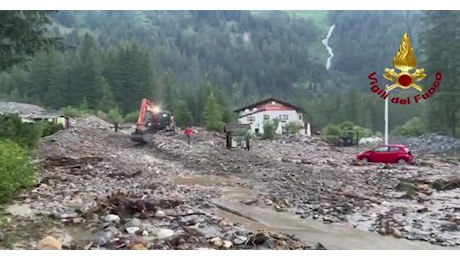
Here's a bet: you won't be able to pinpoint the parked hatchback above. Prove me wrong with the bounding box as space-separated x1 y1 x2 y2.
357 144 413 164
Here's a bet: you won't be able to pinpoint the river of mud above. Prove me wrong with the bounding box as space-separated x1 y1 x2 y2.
174 176 459 250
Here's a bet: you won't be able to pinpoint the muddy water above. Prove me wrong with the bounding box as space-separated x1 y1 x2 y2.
214 200 457 250
175 175 459 249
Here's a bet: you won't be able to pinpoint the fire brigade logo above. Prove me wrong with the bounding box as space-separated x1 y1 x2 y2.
383 33 426 92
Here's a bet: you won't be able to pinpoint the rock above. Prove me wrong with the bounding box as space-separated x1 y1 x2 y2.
155 210 165 217
37 236 62 250
211 237 223 247
124 218 141 228
126 227 140 234
156 228 174 239
104 214 120 223
131 244 147 250
222 240 233 249
391 228 402 238
234 236 247 245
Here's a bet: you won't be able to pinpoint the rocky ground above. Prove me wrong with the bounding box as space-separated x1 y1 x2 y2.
0 117 321 250
2 115 460 249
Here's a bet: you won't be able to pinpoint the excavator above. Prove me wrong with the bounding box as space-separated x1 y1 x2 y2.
130 98 176 143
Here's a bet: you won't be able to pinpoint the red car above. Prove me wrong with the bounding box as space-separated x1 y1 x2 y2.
357 144 414 164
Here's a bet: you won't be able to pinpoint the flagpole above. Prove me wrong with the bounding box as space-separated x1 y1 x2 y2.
384 85 389 145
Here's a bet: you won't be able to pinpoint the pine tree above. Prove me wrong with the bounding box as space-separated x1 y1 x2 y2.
163 70 177 114
175 100 193 127
202 92 223 132
95 74 115 112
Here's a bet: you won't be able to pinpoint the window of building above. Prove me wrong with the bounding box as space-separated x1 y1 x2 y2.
281 114 288 121
263 115 269 120
248 116 255 122
298 113 303 121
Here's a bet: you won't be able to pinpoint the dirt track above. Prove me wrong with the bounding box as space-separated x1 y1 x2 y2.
3 117 460 249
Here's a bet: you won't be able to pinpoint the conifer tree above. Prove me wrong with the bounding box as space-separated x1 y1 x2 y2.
175 100 193 127
202 92 223 132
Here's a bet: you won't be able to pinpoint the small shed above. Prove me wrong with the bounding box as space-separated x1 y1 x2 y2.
28 111 70 129
224 123 251 149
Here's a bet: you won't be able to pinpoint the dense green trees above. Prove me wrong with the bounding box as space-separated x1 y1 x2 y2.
420 11 460 136
0 10 459 135
0 11 63 72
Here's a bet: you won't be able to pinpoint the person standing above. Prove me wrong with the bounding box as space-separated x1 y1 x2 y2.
113 121 119 132
244 128 251 151
184 126 194 144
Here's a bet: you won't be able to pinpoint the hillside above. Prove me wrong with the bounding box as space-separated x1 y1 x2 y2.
0 10 450 132
251 10 331 63
252 10 328 29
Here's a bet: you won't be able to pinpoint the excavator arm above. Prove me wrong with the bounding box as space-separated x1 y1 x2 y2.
131 98 173 143
136 98 160 130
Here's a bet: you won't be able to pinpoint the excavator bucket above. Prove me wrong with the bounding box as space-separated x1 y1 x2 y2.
130 134 147 143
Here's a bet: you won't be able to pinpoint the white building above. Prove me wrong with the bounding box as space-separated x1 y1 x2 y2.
234 98 306 134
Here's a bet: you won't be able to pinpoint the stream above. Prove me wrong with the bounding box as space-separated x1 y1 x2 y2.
322 24 336 70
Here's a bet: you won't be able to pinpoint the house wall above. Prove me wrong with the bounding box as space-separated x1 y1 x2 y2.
238 110 303 134
237 100 305 134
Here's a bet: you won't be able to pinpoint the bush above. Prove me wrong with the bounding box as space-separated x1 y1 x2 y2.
41 121 65 137
286 121 303 134
323 124 341 136
391 117 425 137
0 140 36 203
124 111 140 124
106 108 123 123
353 126 373 138
0 114 42 149
61 106 83 117
263 119 278 140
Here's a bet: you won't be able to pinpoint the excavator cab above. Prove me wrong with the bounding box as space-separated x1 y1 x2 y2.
130 99 176 143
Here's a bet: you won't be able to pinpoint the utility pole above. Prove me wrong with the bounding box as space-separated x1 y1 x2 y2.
384 85 389 145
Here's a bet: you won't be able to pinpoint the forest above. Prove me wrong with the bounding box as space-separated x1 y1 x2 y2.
1 10 460 136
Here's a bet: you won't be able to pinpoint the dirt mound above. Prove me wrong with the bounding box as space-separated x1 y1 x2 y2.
0 101 45 115
39 117 127 158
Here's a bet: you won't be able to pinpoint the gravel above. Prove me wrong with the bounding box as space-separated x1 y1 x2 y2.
4 115 460 249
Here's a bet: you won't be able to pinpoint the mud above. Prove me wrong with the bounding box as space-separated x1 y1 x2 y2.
148 132 460 247
5 117 460 249
213 200 457 250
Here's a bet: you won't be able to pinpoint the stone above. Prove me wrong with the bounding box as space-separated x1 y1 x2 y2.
124 218 142 228
391 228 402 238
38 236 62 250
222 240 233 249
131 244 147 250
155 210 165 217
156 228 174 239
126 227 140 234
104 214 120 223
234 236 247 245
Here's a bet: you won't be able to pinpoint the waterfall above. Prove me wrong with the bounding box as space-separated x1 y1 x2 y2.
321 24 336 70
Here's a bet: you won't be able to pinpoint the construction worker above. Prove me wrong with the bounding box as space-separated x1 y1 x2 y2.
244 128 251 151
114 121 119 132
184 126 193 144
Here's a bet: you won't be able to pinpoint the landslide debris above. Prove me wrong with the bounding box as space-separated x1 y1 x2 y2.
146 131 460 246
3 117 320 250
